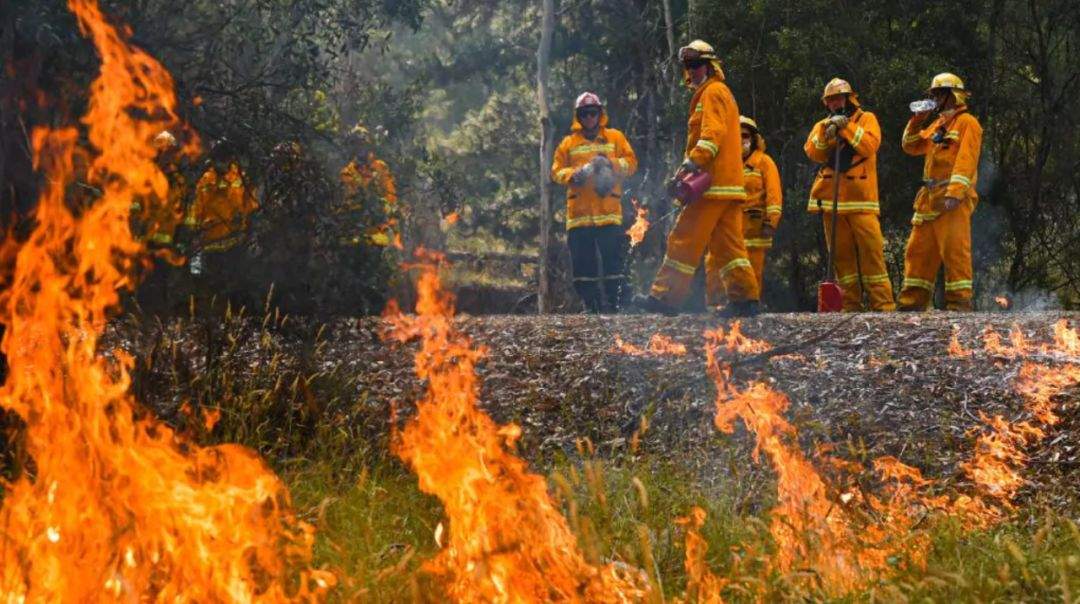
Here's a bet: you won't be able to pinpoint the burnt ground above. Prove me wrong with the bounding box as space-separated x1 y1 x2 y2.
344 311 1080 508
118 310 1080 510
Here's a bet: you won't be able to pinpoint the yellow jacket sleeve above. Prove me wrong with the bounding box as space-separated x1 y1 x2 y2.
901 115 932 156
374 161 397 206
840 112 880 158
803 120 832 164
551 136 575 185
186 170 213 226
611 130 638 178
688 85 726 167
762 154 783 228
945 115 983 199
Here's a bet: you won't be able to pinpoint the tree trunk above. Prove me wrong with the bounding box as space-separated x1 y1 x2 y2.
536 0 556 313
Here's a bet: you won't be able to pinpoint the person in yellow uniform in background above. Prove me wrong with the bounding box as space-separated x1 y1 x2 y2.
633 40 759 317
898 73 983 311
184 140 258 309
133 130 185 248
340 124 398 248
804 78 895 312
551 92 638 312
706 116 781 304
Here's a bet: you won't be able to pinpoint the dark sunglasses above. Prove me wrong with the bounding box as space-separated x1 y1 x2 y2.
577 108 601 118
683 58 707 70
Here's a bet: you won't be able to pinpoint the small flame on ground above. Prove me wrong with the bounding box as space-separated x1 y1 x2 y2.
626 199 649 248
704 321 771 355
613 333 688 356
443 211 459 225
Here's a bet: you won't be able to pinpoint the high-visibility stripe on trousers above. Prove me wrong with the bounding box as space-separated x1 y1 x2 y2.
898 202 974 311
822 213 895 311
651 200 759 307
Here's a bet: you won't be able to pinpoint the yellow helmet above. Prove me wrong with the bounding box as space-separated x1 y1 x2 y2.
739 115 758 131
678 39 725 81
739 116 765 152
821 78 854 100
928 72 969 105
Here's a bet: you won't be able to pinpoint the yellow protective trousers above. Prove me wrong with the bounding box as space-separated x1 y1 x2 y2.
706 210 769 305
822 213 895 311
651 200 758 307
898 202 973 310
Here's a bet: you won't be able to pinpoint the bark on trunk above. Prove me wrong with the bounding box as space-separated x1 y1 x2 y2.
536 0 556 313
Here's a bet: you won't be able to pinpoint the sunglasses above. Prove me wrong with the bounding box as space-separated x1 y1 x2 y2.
577 108 601 118
683 58 707 70
741 132 752 139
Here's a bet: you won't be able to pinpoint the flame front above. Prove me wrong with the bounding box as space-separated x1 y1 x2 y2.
386 256 647 601
0 1 330 599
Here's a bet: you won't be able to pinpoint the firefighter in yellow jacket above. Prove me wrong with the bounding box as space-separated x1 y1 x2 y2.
804 78 895 311
898 73 983 311
634 40 759 317
551 92 638 312
132 130 186 248
706 116 781 303
340 125 398 248
185 140 258 257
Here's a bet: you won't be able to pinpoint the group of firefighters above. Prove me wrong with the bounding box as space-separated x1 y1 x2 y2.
133 125 397 308
552 39 982 317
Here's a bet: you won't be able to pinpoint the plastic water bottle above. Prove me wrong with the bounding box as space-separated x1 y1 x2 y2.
189 252 203 275
909 99 938 113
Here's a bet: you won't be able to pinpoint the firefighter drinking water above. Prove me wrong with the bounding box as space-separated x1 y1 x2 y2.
551 92 638 312
633 40 759 317
898 73 983 311
804 78 895 312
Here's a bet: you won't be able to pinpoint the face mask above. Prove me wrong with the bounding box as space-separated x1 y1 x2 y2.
742 140 752 154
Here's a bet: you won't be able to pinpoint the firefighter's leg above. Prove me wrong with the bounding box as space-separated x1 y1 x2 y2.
940 203 974 311
898 221 942 310
823 214 862 311
650 201 728 307
568 226 602 313
735 211 768 302
703 251 727 308
704 203 758 304
596 224 629 312
849 213 896 311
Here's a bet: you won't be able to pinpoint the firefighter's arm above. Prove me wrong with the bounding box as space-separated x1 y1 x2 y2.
381 170 397 206
612 131 638 178
840 112 881 158
763 154 783 229
551 137 575 185
687 85 726 167
901 116 932 156
804 120 833 163
945 116 983 200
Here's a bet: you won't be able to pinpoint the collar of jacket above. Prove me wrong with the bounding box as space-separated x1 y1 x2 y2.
744 148 765 168
571 108 610 133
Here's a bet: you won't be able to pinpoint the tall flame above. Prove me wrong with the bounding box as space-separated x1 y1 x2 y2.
0 1 330 599
385 255 647 601
626 200 649 249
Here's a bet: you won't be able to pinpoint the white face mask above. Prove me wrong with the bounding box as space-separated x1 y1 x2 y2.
742 139 752 154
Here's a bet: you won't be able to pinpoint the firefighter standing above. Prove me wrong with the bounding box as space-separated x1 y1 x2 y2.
133 130 187 311
551 92 638 312
634 40 759 317
340 125 398 248
804 78 895 312
898 73 983 311
706 116 781 304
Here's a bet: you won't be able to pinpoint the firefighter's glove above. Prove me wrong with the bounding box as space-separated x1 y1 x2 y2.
828 115 850 131
570 163 595 186
942 196 961 211
678 158 700 176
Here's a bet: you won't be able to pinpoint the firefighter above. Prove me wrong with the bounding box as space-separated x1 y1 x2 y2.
804 78 895 312
898 73 983 311
633 40 758 317
184 139 258 304
133 130 187 311
551 92 638 313
706 116 781 304
340 124 398 248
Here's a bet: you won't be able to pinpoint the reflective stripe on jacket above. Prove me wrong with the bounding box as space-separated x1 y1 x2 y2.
901 108 983 225
743 149 782 229
187 163 258 250
685 75 745 202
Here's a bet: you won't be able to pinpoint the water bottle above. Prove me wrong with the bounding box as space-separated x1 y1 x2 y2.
189 252 203 275
909 99 938 113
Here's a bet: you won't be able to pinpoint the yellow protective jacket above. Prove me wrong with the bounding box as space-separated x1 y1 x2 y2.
186 163 258 251
686 74 745 201
804 108 882 214
901 107 983 225
551 110 637 230
743 146 782 229
340 154 398 246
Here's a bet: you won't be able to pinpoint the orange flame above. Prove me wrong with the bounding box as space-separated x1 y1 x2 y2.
613 333 688 356
948 326 972 357
626 199 649 248
444 211 460 225
0 1 331 599
385 254 647 600
704 321 771 355
995 296 1010 309
673 507 726 603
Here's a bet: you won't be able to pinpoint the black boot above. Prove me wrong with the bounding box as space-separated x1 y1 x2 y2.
628 293 679 316
574 281 603 314
713 300 760 318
